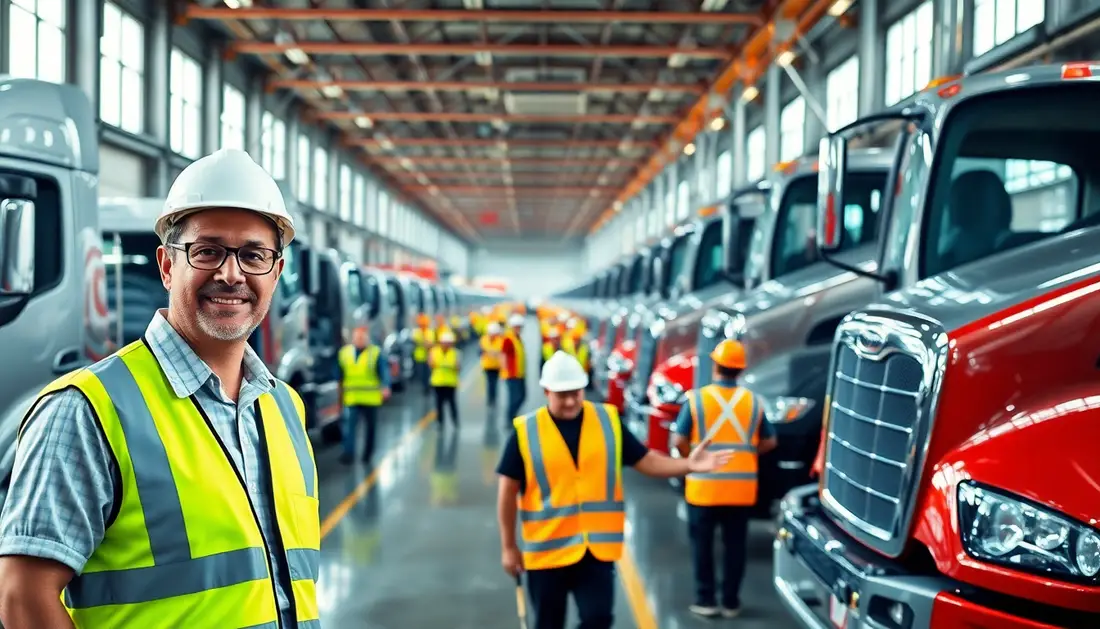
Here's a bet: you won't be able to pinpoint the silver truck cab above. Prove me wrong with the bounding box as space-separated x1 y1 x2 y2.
593 250 656 397
359 266 405 389
0 78 101 505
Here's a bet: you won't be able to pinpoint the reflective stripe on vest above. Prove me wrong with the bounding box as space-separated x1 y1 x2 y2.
502 332 526 380
429 346 459 387
514 402 624 570
34 341 320 627
339 345 382 406
684 385 761 507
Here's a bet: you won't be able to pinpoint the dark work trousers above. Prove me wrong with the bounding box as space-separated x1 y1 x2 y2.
484 368 500 407
525 551 615 629
434 385 459 426
687 505 751 609
505 377 526 426
416 360 430 389
342 405 379 462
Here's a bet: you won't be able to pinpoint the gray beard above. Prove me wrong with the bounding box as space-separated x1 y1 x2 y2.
196 310 260 341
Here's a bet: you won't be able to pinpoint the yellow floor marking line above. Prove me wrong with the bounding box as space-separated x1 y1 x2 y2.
617 542 659 629
320 363 482 539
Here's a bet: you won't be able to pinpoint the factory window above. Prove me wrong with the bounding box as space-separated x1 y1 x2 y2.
260 112 286 180
973 0 1044 57
677 180 690 220
884 1 934 106
220 85 246 151
169 50 203 159
378 191 390 235
715 150 732 199
746 126 766 182
8 0 66 84
313 147 328 210
353 173 365 225
296 134 311 202
826 56 860 132
665 186 677 226
635 212 645 245
365 180 377 230
99 3 144 134
780 97 806 161
339 164 352 222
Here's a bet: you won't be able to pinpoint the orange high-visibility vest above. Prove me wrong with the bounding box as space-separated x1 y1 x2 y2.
480 334 503 371
684 384 762 507
501 331 526 380
513 402 625 570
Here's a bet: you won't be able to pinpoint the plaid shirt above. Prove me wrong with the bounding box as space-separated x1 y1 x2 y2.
0 311 298 626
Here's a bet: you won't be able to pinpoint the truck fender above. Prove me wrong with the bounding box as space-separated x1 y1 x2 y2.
275 345 313 386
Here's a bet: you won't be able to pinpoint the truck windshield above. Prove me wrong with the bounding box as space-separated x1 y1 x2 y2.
103 233 166 344
692 220 724 290
771 172 886 279
363 274 382 319
627 256 644 294
921 85 1096 277
278 242 304 303
665 235 689 292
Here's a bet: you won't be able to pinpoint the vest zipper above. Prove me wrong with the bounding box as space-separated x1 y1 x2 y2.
191 396 287 629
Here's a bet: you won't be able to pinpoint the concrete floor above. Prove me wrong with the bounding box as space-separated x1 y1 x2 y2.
314 324 797 628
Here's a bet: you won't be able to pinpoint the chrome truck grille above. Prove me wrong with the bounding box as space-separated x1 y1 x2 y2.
821 311 948 558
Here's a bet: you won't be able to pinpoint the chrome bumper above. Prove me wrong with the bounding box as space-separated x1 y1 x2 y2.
774 485 941 629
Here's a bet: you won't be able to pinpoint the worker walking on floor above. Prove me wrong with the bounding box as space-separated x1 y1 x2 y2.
672 339 777 619
480 321 505 418
412 313 436 391
496 351 733 629
500 313 527 428
0 148 319 628
338 324 391 465
430 329 461 427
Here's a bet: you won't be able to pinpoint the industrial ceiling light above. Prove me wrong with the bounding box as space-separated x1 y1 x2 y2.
223 0 252 7
274 32 309 66
741 85 759 102
399 157 414 169
613 201 623 211
355 116 373 129
828 0 854 16
776 50 797 67
683 142 696 156
710 117 726 131
475 51 493 67
321 84 344 98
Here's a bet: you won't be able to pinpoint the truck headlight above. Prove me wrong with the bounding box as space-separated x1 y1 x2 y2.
958 481 1100 580
761 396 816 423
607 355 633 374
653 380 686 405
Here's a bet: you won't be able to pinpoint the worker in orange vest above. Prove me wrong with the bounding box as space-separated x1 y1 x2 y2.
671 339 777 619
496 351 733 629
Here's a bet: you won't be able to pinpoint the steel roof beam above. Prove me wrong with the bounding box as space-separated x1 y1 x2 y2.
313 111 678 123
184 7 761 26
230 41 732 60
268 78 706 94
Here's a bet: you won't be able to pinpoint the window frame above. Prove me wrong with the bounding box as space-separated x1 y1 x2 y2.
780 97 806 162
746 126 767 182
169 49 203 159
99 2 145 134
884 1 934 106
7 0 67 84
220 84 246 151
826 55 860 132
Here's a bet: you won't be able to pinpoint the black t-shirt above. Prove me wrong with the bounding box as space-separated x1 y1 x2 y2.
495 406 650 494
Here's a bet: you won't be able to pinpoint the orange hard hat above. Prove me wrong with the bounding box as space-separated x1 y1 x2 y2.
417 313 430 326
710 339 746 370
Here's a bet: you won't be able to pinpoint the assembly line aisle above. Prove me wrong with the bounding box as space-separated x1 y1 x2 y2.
312 324 790 628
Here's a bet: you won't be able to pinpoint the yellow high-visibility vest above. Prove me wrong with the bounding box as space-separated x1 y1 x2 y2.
338 344 383 407
480 335 503 371
412 327 435 362
27 341 319 628
562 335 590 371
542 341 561 361
513 402 624 570
502 331 526 380
684 385 762 506
429 346 459 387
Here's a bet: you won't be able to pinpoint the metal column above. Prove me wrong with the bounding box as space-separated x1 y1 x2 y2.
764 64 781 167
731 93 747 187
202 45 223 156
858 0 885 116
70 0 99 110
286 110 300 193
245 76 264 161
147 0 171 195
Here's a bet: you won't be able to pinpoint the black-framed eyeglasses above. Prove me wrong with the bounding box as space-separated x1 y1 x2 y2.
167 242 282 275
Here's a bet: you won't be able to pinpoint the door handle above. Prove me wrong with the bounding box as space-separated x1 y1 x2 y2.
53 347 87 375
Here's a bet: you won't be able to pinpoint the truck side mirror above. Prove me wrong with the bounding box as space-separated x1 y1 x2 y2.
816 135 847 254
0 174 38 297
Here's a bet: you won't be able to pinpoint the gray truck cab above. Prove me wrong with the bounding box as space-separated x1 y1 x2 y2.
593 250 653 398
0 79 101 505
379 271 415 390
360 267 408 389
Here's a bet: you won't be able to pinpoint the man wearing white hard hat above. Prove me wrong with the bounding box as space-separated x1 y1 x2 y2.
479 321 505 415
499 313 528 426
0 149 319 628
429 329 461 427
495 351 732 629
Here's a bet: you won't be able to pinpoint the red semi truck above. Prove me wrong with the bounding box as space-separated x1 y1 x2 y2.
774 63 1100 628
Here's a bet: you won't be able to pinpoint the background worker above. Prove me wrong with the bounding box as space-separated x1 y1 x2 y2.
0 148 319 628
481 321 505 418
671 339 777 619
496 352 732 629
500 313 528 428
560 318 590 389
338 324 391 465
429 330 461 427
412 313 435 390
540 327 562 371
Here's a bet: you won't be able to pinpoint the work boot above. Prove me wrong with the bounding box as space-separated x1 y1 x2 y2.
689 604 720 618
721 607 741 618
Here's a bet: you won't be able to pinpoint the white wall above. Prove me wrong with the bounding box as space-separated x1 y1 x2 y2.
469 238 585 300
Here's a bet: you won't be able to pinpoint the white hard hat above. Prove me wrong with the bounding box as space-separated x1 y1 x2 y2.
539 351 589 392
547 328 560 338
156 148 296 246
486 322 502 335
566 318 579 329
508 313 525 327
439 330 456 343
556 312 570 321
